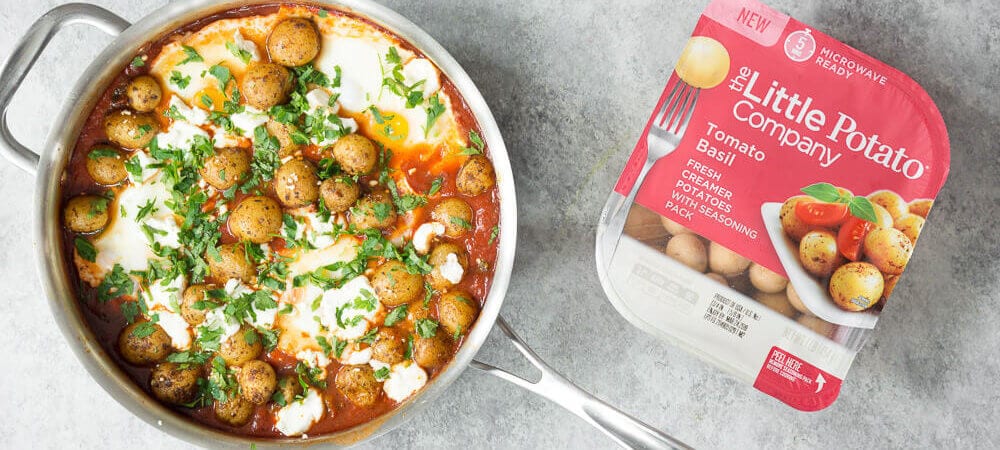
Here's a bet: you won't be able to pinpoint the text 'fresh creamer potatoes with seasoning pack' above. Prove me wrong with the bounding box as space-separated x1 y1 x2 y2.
595 0 949 410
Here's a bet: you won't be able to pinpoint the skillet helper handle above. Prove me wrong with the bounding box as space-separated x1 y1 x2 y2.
472 317 692 450
0 4 130 175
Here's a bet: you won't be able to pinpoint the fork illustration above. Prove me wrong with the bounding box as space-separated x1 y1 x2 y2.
602 79 700 259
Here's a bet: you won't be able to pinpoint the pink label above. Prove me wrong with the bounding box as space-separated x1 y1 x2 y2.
754 346 842 411
704 0 789 47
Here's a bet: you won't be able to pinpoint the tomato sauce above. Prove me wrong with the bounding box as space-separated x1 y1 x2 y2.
58 3 500 438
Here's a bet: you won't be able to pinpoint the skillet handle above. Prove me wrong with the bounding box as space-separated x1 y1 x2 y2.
0 3 130 175
471 317 692 450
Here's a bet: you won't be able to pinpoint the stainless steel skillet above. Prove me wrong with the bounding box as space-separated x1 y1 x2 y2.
0 1 688 447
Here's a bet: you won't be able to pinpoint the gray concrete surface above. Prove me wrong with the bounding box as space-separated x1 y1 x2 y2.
1 0 998 448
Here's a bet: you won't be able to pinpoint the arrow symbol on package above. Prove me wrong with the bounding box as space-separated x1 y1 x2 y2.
815 373 826 393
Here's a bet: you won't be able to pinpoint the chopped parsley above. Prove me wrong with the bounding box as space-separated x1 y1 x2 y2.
169 70 191 89
450 216 473 230
489 225 500 245
459 129 485 155
74 237 97 262
135 199 158 222
383 304 408 327
131 314 160 338
373 366 391 381
427 177 443 196
179 45 204 65
208 64 232 91
225 41 252 64
97 264 134 302
424 94 445 137
130 56 145 68
415 318 438 338
88 148 119 160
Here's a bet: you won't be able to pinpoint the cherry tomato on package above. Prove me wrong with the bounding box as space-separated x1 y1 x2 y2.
794 201 849 227
837 216 874 261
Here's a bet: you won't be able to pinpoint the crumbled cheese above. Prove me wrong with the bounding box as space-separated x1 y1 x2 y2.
200 307 241 343
275 388 325 436
343 347 371 365
413 222 445 254
231 106 268 138
382 361 428 402
232 31 261 63
167 96 208 125
315 276 382 340
440 253 465 284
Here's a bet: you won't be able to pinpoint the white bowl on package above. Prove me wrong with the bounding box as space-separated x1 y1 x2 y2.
760 203 878 329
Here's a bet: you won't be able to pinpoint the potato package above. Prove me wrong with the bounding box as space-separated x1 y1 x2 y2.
595 0 949 410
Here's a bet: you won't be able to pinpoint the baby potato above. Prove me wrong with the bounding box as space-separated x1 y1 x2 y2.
118 320 172 365
266 119 301 156
229 195 283 244
274 376 303 406
437 291 478 337
214 395 255 427
335 365 381 407
350 189 397 230
427 242 468 290
320 177 360 213
863 227 913 275
894 214 925 244
797 315 835 337
432 198 474 238
868 190 907 220
242 62 292 110
238 360 277 405
780 195 815 241
829 262 884 311
103 110 159 149
664 234 707 272
908 199 933 218
659 216 693 236
413 333 451 369
749 263 788 294
371 328 405 364
798 231 843 278
786 284 812 316
407 301 432 323
333 133 378 176
200 147 251 190
63 195 111 234
150 362 201 405
273 159 320 208
219 326 263 366
754 291 795 318
708 242 750 276
267 18 321 67
125 75 163 112
86 146 128 185
623 205 668 242
456 154 496 196
180 284 214 325
870 204 894 228
207 243 255 284
371 260 425 307
705 272 728 286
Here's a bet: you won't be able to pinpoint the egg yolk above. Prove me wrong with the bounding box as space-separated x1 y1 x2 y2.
364 109 410 147
193 86 231 112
